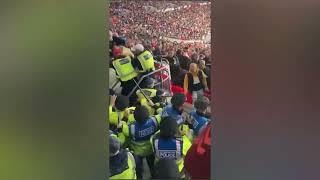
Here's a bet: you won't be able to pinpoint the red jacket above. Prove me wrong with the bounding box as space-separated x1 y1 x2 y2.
184 121 212 179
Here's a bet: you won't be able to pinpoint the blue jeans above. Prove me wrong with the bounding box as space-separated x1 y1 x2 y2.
134 154 155 179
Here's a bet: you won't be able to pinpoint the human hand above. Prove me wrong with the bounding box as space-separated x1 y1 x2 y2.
123 109 130 118
110 95 117 107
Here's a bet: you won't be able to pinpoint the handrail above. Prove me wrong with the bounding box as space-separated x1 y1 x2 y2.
128 60 171 97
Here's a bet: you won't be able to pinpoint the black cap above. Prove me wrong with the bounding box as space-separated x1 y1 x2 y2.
134 105 150 124
115 95 129 111
160 116 178 138
171 93 186 107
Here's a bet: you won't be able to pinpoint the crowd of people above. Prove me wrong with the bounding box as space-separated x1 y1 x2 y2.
108 1 212 179
110 1 211 41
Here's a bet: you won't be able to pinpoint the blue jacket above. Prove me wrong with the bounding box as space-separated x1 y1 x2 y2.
190 111 209 136
161 105 184 125
129 117 158 142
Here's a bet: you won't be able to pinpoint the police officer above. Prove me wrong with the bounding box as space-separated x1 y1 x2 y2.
131 44 156 90
120 105 161 179
132 44 155 74
109 95 135 147
161 93 186 125
109 135 137 179
136 78 167 116
161 92 192 139
109 95 135 128
189 96 211 137
150 116 191 178
112 46 138 97
153 158 180 179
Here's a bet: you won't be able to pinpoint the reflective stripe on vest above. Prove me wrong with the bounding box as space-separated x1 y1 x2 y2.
137 50 155 72
112 56 137 81
154 138 182 160
136 89 157 100
129 118 157 142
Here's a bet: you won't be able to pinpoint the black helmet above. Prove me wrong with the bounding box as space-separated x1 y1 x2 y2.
134 105 150 124
115 95 129 111
160 116 178 138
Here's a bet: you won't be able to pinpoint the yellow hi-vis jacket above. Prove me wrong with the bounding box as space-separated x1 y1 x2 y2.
110 151 137 179
109 106 136 126
136 89 163 115
136 50 155 73
112 56 138 82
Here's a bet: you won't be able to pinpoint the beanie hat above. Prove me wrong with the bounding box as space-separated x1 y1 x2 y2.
109 136 120 157
160 116 178 138
115 95 129 111
194 96 210 112
134 105 150 124
171 93 186 107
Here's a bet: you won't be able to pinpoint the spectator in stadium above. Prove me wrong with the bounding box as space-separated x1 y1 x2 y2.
151 116 192 178
191 53 200 64
184 120 212 180
153 159 180 179
176 49 191 71
166 49 180 68
184 63 209 101
198 59 211 89
120 105 161 179
109 135 137 179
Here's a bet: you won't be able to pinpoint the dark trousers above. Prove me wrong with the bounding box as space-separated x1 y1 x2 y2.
121 79 138 106
121 79 136 96
134 154 155 179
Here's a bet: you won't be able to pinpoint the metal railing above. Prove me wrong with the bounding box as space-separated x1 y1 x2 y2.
128 58 172 97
